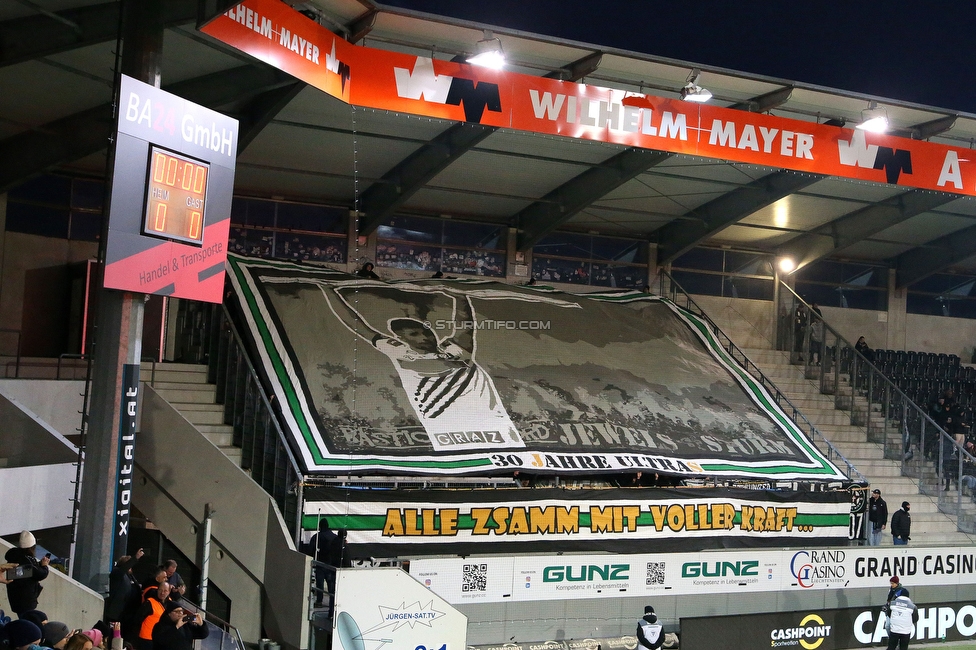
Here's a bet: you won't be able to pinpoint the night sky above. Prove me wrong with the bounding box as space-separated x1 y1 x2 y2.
379 0 976 115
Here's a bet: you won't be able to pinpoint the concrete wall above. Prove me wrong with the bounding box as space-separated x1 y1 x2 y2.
0 464 75 535
0 379 86 438
688 294 976 360
0 231 97 357
0 538 103 629
136 386 310 649
0 385 78 468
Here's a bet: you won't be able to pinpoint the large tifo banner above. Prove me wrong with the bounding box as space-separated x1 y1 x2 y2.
682 600 976 650
227 254 847 480
204 0 976 198
408 546 976 604
304 487 851 554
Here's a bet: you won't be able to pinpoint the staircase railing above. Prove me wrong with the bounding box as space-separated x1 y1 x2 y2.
177 301 305 540
657 270 866 485
775 280 976 533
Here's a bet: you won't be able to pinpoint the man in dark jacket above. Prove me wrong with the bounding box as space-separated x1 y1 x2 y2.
891 502 911 545
636 605 664 650
308 518 341 609
105 548 145 640
867 489 888 546
151 601 208 650
3 530 50 615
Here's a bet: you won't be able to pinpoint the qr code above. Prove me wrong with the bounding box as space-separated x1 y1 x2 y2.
646 562 665 585
462 563 488 592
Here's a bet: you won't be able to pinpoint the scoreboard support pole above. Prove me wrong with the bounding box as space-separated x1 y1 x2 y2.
72 0 158 592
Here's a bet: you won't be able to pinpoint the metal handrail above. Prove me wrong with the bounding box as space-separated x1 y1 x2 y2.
657 269 866 484
211 303 305 538
777 281 976 529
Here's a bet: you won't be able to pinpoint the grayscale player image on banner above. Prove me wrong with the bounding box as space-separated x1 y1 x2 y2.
226 254 845 480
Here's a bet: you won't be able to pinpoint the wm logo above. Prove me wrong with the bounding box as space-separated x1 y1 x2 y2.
837 130 912 183
394 57 502 123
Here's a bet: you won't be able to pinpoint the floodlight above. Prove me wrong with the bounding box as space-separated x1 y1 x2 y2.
467 30 505 69
778 257 796 274
856 101 889 133
680 68 712 103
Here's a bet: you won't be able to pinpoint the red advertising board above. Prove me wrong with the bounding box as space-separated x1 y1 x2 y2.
103 75 238 303
203 0 976 197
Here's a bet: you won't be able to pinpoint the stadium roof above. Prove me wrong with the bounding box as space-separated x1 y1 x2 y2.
5 0 976 286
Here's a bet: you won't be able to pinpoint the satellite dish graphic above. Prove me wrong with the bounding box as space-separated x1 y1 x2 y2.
337 611 392 650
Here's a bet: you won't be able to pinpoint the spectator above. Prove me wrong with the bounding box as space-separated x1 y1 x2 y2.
150 602 208 650
941 434 959 492
105 549 144 640
83 629 103 650
64 632 94 650
308 518 341 610
356 262 379 279
134 581 170 650
809 316 823 365
867 489 888 546
3 531 50 616
42 622 72 649
140 567 167 604
891 502 911 545
885 576 910 609
793 303 807 356
19 610 47 628
960 442 976 500
854 336 874 363
161 561 181 589
4 619 43 650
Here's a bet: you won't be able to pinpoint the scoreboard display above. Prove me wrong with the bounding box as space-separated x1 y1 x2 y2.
143 147 210 246
103 75 237 303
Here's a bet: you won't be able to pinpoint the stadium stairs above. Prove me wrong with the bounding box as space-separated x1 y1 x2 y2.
702 302 976 546
142 362 242 464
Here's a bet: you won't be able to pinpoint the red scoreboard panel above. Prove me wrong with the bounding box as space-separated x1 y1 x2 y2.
103 75 238 303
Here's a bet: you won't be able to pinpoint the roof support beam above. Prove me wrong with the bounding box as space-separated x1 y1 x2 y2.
514 148 673 251
0 65 291 193
545 51 603 82
0 0 197 68
895 222 976 288
233 81 306 154
910 115 957 140
777 189 957 270
347 9 377 43
728 85 793 112
357 123 498 235
655 170 823 264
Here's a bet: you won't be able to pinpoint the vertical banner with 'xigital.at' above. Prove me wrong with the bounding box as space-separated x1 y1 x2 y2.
112 363 139 561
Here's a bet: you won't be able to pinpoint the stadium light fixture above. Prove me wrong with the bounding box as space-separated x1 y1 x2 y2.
467 30 505 69
778 257 796 274
856 101 889 133
680 68 712 103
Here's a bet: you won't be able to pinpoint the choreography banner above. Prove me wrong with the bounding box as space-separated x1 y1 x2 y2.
204 0 976 197
303 487 850 555
406 544 976 604
227 255 847 479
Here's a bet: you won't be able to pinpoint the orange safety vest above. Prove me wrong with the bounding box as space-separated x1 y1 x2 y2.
139 599 165 640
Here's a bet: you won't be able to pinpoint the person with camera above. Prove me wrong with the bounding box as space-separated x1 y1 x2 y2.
3 530 50 616
150 602 208 650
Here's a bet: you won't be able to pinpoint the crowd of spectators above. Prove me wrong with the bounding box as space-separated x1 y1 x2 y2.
374 244 505 277
1 534 206 650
